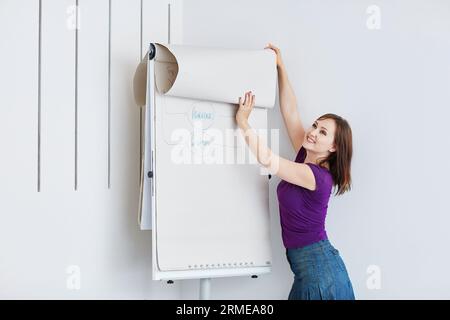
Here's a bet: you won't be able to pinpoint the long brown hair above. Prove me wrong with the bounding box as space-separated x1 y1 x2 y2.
316 113 353 196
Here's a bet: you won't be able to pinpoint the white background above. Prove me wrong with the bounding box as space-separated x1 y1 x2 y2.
1 0 450 299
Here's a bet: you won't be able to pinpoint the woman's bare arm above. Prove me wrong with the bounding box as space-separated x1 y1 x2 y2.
278 63 305 153
265 43 305 153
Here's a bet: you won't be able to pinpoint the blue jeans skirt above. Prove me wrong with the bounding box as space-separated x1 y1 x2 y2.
286 239 355 300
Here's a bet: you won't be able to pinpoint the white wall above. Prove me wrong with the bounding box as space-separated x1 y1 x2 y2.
0 0 182 299
180 0 450 299
2 0 450 300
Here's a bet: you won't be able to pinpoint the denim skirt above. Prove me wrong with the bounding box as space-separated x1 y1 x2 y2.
286 239 355 300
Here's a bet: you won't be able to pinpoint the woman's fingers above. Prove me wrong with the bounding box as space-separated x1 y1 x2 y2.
265 43 282 67
265 43 279 52
238 91 255 109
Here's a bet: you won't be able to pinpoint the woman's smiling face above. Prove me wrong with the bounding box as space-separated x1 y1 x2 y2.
303 118 337 154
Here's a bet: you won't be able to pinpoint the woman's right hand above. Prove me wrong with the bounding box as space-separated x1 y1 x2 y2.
264 43 284 69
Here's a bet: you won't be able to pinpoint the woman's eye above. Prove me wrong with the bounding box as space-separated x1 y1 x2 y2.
321 130 327 135
312 123 317 128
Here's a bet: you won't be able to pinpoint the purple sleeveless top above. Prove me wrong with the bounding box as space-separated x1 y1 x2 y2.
276 146 334 249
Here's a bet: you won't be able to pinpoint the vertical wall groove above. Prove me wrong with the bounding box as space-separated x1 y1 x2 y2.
37 0 42 192
140 0 143 59
107 0 112 189
168 3 171 44
139 0 143 181
75 0 79 190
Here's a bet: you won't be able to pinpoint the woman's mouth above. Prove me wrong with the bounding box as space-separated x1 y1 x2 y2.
307 136 315 143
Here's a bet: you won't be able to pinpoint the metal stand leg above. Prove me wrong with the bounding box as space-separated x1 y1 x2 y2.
199 278 211 300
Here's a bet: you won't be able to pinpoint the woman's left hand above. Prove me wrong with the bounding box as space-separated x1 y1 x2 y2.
236 91 255 127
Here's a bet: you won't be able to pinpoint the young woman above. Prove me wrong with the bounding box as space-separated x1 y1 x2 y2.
235 43 355 300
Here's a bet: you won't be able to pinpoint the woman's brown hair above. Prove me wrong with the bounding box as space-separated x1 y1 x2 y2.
316 113 353 196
